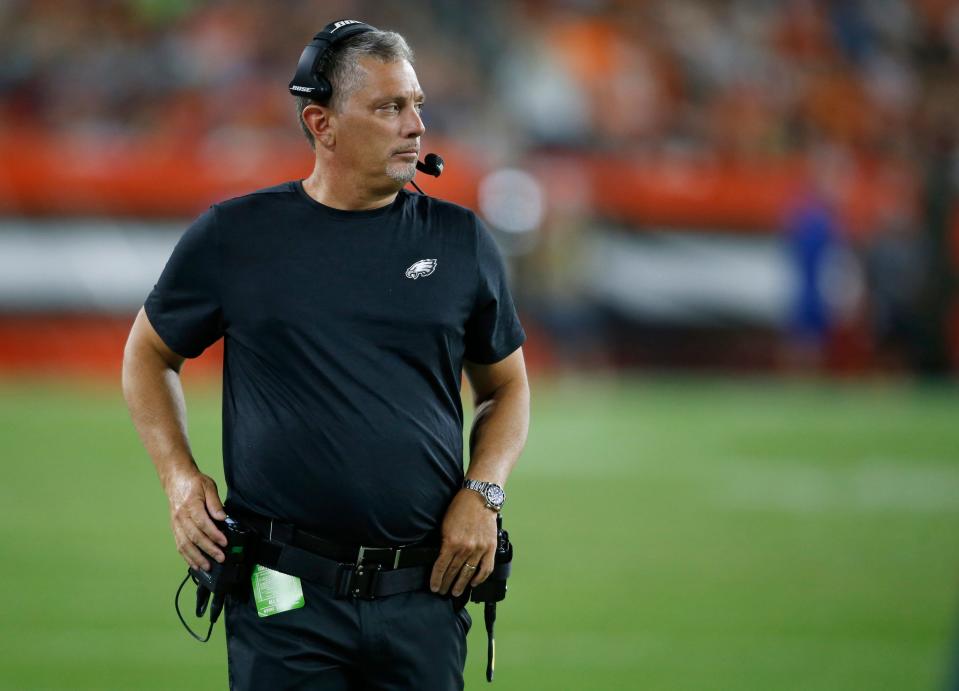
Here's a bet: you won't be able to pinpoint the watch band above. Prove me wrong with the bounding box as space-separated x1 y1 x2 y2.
462 479 505 511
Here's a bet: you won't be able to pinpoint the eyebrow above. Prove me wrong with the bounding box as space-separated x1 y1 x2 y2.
376 92 426 104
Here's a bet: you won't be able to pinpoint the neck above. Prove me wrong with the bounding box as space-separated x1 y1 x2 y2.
301 158 402 211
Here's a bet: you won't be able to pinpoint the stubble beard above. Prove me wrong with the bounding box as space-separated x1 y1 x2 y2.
386 161 417 185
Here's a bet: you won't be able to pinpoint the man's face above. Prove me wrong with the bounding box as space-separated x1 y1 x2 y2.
332 57 426 189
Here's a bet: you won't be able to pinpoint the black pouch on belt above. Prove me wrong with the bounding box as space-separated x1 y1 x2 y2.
469 514 514 683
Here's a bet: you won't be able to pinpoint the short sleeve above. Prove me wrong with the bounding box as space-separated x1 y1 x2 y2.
463 216 526 364
144 206 224 358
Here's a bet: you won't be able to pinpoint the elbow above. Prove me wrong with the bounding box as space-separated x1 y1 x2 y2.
121 323 182 398
120 331 146 402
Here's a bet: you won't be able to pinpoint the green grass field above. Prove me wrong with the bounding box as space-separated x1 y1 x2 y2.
2 374 958 690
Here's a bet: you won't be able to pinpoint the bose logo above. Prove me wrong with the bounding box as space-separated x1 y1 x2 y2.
331 20 362 32
290 85 315 93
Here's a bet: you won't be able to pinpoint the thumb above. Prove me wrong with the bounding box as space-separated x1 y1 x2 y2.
204 480 226 520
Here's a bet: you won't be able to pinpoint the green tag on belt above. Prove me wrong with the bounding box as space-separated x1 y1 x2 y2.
251 564 305 618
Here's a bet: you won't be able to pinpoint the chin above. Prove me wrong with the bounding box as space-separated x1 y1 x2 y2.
385 162 417 185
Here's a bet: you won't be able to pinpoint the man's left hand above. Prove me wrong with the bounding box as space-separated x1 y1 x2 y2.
430 488 498 597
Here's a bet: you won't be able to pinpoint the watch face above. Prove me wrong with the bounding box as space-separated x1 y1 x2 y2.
485 484 505 507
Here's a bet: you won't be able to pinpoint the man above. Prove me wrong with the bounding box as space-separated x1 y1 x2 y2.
122 21 529 691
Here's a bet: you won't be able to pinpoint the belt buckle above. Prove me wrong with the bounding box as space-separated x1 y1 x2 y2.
341 561 381 600
357 545 403 569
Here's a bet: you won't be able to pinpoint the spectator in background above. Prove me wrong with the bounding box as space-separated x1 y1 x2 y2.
781 144 848 370
865 203 926 371
915 106 958 376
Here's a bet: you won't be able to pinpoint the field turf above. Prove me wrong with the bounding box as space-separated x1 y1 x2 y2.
1 374 958 690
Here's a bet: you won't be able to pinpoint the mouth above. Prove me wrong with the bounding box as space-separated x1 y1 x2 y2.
391 149 419 159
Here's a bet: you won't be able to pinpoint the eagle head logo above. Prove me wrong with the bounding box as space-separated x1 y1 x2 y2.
405 259 438 280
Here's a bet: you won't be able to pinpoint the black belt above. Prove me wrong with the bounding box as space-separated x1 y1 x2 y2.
232 509 440 600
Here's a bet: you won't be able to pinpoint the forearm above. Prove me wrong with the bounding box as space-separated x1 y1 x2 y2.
431 374 528 595
121 339 197 491
466 378 529 487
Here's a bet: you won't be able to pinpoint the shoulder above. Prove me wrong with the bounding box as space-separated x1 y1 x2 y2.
213 181 298 218
403 191 479 231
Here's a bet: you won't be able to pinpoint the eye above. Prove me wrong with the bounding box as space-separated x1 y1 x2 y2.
414 102 425 113
379 103 400 114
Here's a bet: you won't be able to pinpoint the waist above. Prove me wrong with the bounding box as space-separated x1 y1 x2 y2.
228 506 441 570
223 459 461 545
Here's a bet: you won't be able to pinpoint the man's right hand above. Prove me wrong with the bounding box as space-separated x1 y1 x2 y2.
164 468 228 572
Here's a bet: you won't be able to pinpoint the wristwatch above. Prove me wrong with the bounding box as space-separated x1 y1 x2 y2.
463 479 506 512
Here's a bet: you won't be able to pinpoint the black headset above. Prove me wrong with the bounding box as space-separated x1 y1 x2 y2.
288 19 377 103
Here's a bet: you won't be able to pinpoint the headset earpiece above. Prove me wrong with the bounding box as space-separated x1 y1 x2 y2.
288 20 376 102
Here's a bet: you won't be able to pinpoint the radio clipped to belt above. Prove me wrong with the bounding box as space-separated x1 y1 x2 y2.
468 513 514 683
175 517 253 642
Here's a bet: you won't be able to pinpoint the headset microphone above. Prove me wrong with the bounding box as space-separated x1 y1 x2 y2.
411 153 444 195
416 153 444 177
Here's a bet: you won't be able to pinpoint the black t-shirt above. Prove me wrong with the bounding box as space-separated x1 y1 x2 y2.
145 182 525 546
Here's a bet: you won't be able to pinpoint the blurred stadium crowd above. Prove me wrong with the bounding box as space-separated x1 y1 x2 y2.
1 0 957 376
3 0 956 155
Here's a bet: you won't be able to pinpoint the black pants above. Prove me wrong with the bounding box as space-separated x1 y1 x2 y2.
225 578 471 690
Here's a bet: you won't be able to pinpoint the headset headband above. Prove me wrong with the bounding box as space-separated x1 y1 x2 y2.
288 19 377 102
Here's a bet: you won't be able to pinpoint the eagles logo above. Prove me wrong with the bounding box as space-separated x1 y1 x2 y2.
405 259 438 280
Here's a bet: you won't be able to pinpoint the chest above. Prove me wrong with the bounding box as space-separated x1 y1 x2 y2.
223 221 476 336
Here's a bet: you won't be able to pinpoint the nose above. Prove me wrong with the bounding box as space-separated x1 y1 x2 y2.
402 104 425 138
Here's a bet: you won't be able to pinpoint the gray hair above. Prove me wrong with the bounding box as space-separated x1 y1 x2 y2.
295 29 414 148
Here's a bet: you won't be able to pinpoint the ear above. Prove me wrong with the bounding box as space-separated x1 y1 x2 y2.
302 103 335 149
